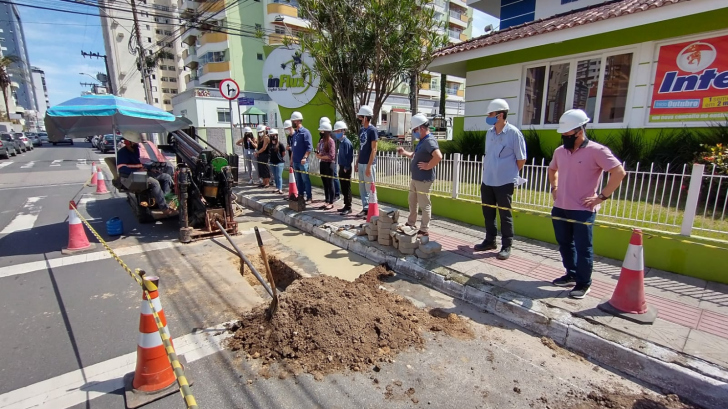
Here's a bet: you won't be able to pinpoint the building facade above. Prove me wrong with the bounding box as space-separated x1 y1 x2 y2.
0 2 36 114
30 67 49 119
430 0 728 147
98 0 186 110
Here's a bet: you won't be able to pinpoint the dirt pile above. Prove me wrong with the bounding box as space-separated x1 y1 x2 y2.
564 390 702 409
226 265 473 377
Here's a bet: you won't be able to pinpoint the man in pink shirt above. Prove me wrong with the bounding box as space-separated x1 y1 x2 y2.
548 109 626 299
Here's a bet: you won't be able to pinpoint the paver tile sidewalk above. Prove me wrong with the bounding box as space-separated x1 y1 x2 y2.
235 183 728 369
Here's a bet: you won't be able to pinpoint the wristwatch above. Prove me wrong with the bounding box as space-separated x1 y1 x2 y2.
598 193 610 200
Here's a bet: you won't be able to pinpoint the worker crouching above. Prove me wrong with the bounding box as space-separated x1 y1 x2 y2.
117 131 174 216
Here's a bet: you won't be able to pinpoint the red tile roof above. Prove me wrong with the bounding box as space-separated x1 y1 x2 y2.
433 0 687 58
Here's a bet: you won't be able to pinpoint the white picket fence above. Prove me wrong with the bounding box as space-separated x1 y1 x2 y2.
289 152 728 239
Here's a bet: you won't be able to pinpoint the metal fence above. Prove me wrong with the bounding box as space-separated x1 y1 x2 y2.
288 152 727 239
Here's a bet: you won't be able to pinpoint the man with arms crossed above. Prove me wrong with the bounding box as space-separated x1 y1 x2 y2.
549 109 626 299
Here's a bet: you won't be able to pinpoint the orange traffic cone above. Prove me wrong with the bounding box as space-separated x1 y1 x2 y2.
89 162 98 186
95 168 109 194
366 182 379 222
62 201 95 254
598 229 657 324
124 274 186 408
288 166 298 201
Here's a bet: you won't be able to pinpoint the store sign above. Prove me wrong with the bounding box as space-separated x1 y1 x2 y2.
262 47 319 108
650 34 728 123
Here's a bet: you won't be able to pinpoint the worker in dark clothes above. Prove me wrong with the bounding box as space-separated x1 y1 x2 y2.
117 131 174 215
333 120 353 215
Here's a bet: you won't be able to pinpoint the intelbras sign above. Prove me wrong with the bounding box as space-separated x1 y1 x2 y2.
262 47 320 108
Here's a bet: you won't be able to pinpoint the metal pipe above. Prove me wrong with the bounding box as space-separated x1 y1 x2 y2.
214 220 274 298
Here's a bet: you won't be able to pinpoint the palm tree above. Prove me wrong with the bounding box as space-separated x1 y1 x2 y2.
0 55 22 119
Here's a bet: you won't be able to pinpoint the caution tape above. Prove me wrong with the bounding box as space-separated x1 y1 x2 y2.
247 157 728 251
69 203 198 409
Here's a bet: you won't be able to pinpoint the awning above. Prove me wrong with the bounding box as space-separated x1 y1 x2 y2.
242 106 266 115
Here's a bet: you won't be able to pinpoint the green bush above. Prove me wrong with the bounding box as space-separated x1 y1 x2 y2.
376 139 398 153
442 130 486 158
523 128 555 164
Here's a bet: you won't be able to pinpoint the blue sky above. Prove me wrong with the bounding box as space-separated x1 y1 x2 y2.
471 9 500 37
17 4 107 106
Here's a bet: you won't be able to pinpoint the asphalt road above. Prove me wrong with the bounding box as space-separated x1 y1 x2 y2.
0 140 678 409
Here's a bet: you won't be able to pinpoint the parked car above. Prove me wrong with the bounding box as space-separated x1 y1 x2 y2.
37 132 49 143
52 136 74 146
11 133 27 152
28 133 41 147
0 136 9 159
92 135 101 148
99 134 116 153
18 134 33 151
1 133 21 155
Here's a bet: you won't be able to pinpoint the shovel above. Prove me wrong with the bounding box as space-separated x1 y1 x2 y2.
254 227 279 319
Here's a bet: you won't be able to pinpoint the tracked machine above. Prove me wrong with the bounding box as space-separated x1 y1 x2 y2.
168 129 239 243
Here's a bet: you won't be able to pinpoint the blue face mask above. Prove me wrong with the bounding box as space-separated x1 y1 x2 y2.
334 132 343 140
485 116 498 126
412 131 420 140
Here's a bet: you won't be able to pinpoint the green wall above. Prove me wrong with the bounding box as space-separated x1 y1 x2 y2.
282 168 728 284
228 0 266 93
466 9 728 72
278 91 336 147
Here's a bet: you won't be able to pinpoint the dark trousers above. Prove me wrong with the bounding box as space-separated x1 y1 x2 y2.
551 207 596 286
339 165 352 208
480 183 515 247
320 161 335 204
149 173 173 210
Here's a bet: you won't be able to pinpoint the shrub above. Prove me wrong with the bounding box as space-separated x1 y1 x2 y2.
376 139 398 153
523 128 554 164
696 143 728 175
444 130 486 158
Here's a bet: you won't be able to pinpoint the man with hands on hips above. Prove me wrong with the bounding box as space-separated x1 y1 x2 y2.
549 109 626 299
290 111 313 203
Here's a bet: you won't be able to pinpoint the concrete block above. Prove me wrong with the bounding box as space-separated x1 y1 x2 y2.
397 233 417 245
415 249 435 259
370 216 379 226
400 247 415 256
312 226 331 242
367 234 378 241
366 246 388 265
336 230 357 240
329 232 350 250
399 240 419 250
348 237 369 257
378 236 392 245
419 235 430 245
419 241 442 254
393 239 399 249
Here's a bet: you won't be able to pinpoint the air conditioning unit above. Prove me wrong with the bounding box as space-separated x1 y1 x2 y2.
117 32 124 40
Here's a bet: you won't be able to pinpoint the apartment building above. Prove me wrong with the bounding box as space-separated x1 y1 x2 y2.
98 0 186 110
0 2 36 114
30 67 49 130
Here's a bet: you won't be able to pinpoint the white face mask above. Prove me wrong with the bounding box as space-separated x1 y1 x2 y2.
284 129 291 136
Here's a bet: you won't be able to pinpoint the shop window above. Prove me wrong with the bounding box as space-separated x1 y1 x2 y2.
217 108 231 123
521 52 633 127
599 53 633 123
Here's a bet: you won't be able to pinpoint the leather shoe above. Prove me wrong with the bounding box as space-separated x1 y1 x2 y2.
496 246 511 260
340 208 352 215
474 240 497 252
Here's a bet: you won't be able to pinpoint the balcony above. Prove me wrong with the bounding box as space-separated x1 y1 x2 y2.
183 48 198 68
200 61 230 85
185 73 199 88
448 29 463 41
268 14 310 29
460 32 469 41
267 2 298 18
197 32 228 56
181 26 200 46
199 32 227 46
197 0 225 14
449 11 468 28
449 0 469 9
267 33 297 46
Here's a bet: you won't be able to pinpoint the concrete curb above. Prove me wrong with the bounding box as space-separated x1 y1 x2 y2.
236 193 728 409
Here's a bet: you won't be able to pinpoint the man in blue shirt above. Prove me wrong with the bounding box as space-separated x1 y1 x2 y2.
333 120 354 215
354 106 378 218
289 111 313 202
474 99 527 260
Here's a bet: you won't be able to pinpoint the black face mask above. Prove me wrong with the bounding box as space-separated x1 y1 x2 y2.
357 118 364 126
562 133 578 150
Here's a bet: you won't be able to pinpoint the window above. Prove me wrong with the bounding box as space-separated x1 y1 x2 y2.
155 29 163 34
154 98 159 103
145 24 150 30
147 37 151 43
217 108 231 123
162 88 170 93
275 25 286 34
430 77 440 90
257 53 263 60
521 52 633 127
163 99 171 105
152 86 158 91
152 74 156 79
171 89 178 94
561 0 578 3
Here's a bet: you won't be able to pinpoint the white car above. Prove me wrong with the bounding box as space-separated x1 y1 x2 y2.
91 135 101 148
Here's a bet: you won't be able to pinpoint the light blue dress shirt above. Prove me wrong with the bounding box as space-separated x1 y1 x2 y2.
481 122 527 187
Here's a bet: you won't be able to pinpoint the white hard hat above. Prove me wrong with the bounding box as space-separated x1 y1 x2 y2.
283 120 292 129
243 126 252 133
268 128 279 135
333 120 348 131
290 111 303 121
319 117 331 126
318 122 332 132
486 99 510 114
411 113 429 130
557 109 590 134
357 106 373 116
122 130 142 143
256 124 267 133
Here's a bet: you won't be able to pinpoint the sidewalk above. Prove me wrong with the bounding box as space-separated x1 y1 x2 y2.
234 183 728 373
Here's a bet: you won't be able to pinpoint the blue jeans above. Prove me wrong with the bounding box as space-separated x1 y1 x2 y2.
293 162 312 200
358 164 376 208
271 163 284 190
551 207 596 286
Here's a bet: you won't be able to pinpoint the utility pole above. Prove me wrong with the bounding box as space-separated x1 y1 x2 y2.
129 0 152 105
81 51 114 95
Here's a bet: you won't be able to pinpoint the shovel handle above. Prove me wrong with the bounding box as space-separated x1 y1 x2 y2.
254 227 278 299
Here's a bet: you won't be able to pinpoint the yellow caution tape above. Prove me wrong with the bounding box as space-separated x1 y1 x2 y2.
69 203 198 409
249 158 728 251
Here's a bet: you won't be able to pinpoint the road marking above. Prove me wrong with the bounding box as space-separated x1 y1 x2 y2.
76 159 90 170
0 322 234 409
20 161 35 169
50 160 62 167
78 197 96 206
0 197 44 234
0 182 85 191
0 241 178 279
0 162 13 170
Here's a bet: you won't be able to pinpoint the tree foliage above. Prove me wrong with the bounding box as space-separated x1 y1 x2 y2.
297 0 447 130
0 55 22 118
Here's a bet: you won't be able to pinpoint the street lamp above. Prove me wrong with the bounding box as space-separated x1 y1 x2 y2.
79 72 99 82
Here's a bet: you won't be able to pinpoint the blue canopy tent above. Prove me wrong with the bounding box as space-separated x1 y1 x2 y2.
44 94 191 155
